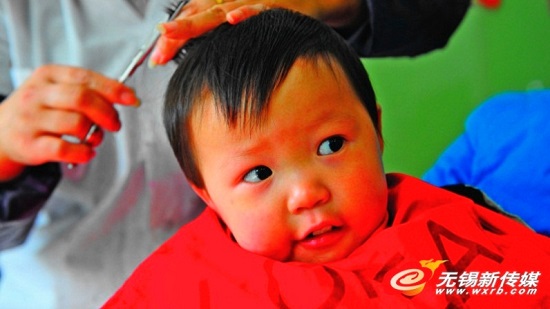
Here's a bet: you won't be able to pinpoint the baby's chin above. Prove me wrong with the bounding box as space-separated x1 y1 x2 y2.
236 235 359 264
282 247 356 264
245 246 348 264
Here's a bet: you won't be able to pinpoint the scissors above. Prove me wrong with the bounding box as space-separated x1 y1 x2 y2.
67 0 188 169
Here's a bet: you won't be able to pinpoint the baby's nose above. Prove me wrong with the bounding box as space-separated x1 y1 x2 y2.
286 175 330 214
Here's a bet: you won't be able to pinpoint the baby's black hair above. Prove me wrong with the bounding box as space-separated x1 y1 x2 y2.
164 8 378 188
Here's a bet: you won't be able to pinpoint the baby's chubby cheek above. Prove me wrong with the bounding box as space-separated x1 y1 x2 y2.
230 223 292 261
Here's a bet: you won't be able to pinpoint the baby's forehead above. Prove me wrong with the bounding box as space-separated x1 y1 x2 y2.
188 55 361 131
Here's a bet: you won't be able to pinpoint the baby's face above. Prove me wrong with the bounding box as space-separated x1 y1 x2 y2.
190 58 388 263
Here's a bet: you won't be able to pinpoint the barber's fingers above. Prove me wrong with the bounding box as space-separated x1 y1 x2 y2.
149 36 187 66
0 102 104 163
151 6 228 65
37 109 104 147
150 2 268 66
25 135 97 165
0 127 98 166
29 64 139 107
226 4 268 24
0 65 130 168
37 83 123 132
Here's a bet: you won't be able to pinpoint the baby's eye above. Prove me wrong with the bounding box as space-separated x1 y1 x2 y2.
243 166 273 183
318 136 345 156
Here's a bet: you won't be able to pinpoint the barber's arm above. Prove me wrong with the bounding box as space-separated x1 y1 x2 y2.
350 0 471 57
149 0 471 65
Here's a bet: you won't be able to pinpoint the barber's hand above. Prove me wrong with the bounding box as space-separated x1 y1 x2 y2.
149 0 362 66
0 64 139 181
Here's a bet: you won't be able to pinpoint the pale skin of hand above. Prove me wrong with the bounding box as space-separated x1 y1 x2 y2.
0 64 139 181
149 0 363 66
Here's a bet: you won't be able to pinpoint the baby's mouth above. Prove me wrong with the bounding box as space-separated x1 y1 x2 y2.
299 224 345 250
306 225 341 239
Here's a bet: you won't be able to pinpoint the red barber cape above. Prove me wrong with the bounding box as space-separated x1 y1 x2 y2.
104 174 550 308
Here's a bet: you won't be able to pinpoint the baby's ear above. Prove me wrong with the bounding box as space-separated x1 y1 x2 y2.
190 183 214 207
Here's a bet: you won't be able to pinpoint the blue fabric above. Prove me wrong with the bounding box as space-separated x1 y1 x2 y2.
423 90 550 235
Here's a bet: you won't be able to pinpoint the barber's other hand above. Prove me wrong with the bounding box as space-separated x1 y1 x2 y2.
149 0 362 66
0 64 139 181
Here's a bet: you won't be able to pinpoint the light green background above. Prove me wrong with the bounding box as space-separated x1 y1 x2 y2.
362 0 550 177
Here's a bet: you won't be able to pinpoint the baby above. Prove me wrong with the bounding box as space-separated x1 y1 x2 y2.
105 9 550 308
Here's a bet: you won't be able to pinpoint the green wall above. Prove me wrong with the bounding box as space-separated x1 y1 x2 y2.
362 0 550 177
